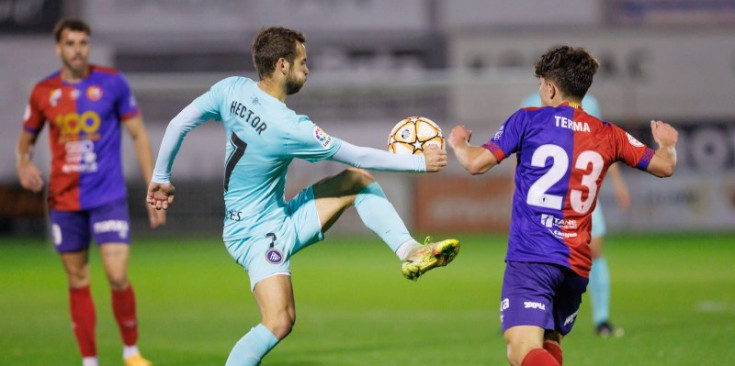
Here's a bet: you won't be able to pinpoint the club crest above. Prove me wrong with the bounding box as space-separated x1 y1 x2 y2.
266 249 283 264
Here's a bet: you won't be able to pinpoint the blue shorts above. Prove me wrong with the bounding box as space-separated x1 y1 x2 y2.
224 186 324 290
500 261 588 335
590 202 606 237
49 198 131 253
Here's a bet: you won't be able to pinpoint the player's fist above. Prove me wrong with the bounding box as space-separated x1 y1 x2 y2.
147 182 175 211
423 145 448 172
448 125 472 149
650 120 678 148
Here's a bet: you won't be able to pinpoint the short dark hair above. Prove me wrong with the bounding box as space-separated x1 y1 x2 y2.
534 46 599 100
53 18 91 42
252 27 306 79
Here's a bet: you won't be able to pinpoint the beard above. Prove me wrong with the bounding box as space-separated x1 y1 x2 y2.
63 55 87 77
285 74 306 95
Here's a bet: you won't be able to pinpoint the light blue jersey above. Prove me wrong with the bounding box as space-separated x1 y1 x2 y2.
196 77 342 240
164 77 339 240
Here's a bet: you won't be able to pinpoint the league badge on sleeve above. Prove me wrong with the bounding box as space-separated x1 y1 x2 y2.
313 126 333 148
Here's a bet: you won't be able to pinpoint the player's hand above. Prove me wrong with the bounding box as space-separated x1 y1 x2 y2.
16 160 44 193
147 182 175 210
448 125 472 150
423 145 448 172
147 204 167 228
650 120 678 148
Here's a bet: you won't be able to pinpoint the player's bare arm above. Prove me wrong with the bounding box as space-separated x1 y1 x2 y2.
15 130 44 193
448 125 498 175
646 120 679 178
124 116 167 227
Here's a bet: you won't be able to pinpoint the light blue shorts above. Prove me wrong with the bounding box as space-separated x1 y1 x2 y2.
224 186 324 290
590 202 606 238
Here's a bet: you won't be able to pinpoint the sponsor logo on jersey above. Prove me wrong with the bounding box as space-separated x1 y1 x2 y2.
93 220 129 239
524 301 547 311
71 89 80 100
540 214 577 229
626 132 645 147
23 104 31 122
86 86 102 101
313 126 333 148
266 249 283 264
50 88 62 106
554 115 591 132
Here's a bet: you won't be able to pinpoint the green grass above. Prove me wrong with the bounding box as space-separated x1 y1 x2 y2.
1 232 734 365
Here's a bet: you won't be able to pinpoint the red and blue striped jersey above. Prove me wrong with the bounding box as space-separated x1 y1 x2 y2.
22 65 140 211
483 102 654 277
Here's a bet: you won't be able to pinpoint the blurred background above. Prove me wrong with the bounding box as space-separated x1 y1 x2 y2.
2 0 734 239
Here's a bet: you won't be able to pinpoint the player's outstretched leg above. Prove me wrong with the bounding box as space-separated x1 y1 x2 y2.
311 168 459 279
401 236 460 280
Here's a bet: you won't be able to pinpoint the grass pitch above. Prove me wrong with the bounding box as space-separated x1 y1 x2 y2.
1 232 734 365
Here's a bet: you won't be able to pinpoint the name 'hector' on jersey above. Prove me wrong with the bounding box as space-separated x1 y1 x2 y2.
230 100 267 134
555 115 590 132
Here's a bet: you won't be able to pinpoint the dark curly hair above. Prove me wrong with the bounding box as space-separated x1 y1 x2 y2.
534 46 599 100
252 27 306 79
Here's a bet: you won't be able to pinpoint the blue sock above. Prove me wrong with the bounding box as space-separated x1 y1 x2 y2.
589 257 611 326
354 182 414 253
225 324 279 366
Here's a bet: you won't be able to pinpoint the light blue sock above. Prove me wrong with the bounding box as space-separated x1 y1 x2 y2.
354 182 414 253
225 323 279 366
589 257 611 326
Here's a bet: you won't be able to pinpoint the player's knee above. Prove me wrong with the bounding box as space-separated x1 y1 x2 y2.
106 273 129 290
343 168 374 192
267 315 295 339
65 267 90 288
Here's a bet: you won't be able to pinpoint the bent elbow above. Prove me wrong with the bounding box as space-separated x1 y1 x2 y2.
656 163 676 178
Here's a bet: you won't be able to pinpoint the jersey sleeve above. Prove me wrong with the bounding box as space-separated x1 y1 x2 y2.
192 77 237 122
482 109 527 163
22 86 45 135
611 124 655 171
115 72 141 121
284 116 342 162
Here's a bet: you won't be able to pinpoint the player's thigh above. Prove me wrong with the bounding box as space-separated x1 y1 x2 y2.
312 168 374 230
99 243 130 288
60 250 91 288
253 274 296 336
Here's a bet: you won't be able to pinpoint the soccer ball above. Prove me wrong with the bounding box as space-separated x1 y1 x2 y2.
387 116 444 155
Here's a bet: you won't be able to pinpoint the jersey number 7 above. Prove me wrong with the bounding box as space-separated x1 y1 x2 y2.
224 132 247 192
